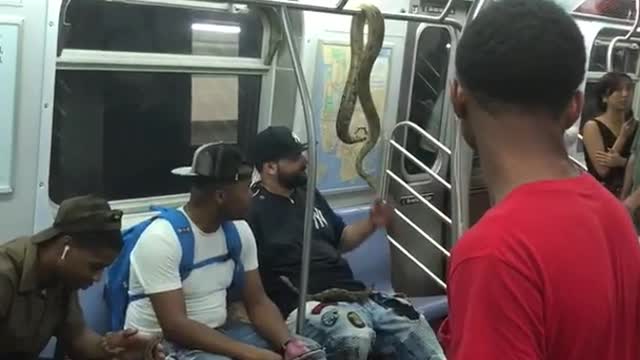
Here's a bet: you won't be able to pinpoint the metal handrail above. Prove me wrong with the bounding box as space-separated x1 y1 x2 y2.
570 156 588 171
335 0 349 10
105 0 235 11
393 121 452 155
280 5 318 334
104 0 461 27
212 0 456 23
571 133 588 171
379 120 457 290
389 140 451 190
394 208 451 257
237 0 459 27
387 235 447 289
108 0 354 11
607 0 640 72
386 170 452 225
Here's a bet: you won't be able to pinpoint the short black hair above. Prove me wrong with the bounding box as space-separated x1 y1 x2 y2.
456 0 585 116
68 229 123 252
594 72 632 112
190 176 221 196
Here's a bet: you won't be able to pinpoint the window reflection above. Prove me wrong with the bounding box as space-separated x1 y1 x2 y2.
63 1 263 58
404 26 451 175
50 71 261 202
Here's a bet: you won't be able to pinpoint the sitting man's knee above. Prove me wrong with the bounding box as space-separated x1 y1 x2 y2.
327 329 376 360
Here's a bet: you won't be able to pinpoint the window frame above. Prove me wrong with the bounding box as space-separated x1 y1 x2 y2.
589 27 640 73
37 1 273 216
400 23 457 185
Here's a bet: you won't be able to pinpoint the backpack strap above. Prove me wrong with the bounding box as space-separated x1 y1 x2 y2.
222 221 244 290
128 208 195 303
128 211 243 304
155 208 196 281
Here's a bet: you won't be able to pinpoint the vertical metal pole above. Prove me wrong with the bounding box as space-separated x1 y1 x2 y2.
379 134 393 201
450 118 466 242
280 5 318 334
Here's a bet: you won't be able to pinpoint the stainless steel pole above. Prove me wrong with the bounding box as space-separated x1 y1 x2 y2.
280 5 318 334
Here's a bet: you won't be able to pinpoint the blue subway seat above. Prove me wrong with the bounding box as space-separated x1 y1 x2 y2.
338 206 448 321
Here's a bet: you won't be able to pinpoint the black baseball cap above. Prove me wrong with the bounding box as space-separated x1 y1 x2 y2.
172 142 253 183
32 195 123 244
251 126 308 167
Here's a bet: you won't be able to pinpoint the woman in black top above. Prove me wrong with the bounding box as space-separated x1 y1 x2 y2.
583 72 637 197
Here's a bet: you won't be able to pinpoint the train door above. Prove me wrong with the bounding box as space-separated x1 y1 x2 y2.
385 22 458 296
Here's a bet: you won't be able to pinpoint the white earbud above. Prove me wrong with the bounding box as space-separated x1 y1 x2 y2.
61 245 70 260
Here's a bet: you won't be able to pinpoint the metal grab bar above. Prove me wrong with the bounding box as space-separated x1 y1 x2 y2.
394 121 452 155
393 208 451 257
607 0 640 72
389 140 451 190
104 0 461 27
108 0 352 11
571 134 587 171
387 235 447 289
570 156 588 171
379 120 460 290
225 0 454 22
335 0 349 10
105 0 236 11
280 6 318 334
386 170 453 225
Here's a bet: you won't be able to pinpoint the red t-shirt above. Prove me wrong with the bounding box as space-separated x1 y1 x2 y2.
440 174 640 359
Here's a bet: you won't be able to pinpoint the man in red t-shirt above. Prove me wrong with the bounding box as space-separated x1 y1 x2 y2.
440 0 640 359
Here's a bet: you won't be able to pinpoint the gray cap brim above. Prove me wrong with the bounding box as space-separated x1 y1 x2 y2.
171 166 198 177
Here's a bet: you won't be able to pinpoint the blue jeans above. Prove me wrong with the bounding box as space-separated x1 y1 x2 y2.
287 293 446 360
164 321 324 360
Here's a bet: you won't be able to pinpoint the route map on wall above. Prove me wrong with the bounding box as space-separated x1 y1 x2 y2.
311 41 391 192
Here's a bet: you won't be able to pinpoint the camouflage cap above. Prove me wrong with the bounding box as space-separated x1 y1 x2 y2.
171 142 253 183
32 195 123 244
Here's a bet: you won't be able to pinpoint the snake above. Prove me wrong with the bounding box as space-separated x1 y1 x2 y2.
336 4 385 190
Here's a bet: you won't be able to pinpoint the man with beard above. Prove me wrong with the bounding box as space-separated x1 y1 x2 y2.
248 126 445 360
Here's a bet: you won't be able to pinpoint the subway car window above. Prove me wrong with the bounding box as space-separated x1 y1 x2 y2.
64 1 263 58
49 72 261 203
404 26 451 175
589 29 640 73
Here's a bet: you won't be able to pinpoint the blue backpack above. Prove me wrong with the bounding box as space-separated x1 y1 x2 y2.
104 207 244 331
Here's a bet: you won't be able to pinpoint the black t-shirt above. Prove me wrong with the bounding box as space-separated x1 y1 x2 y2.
248 185 365 316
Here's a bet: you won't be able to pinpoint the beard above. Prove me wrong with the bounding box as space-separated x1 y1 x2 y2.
278 170 308 189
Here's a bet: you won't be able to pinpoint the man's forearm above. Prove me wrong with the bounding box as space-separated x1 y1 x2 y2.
165 317 261 359
247 297 290 350
340 218 376 253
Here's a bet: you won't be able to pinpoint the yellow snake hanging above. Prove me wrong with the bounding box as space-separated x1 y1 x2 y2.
336 4 385 190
